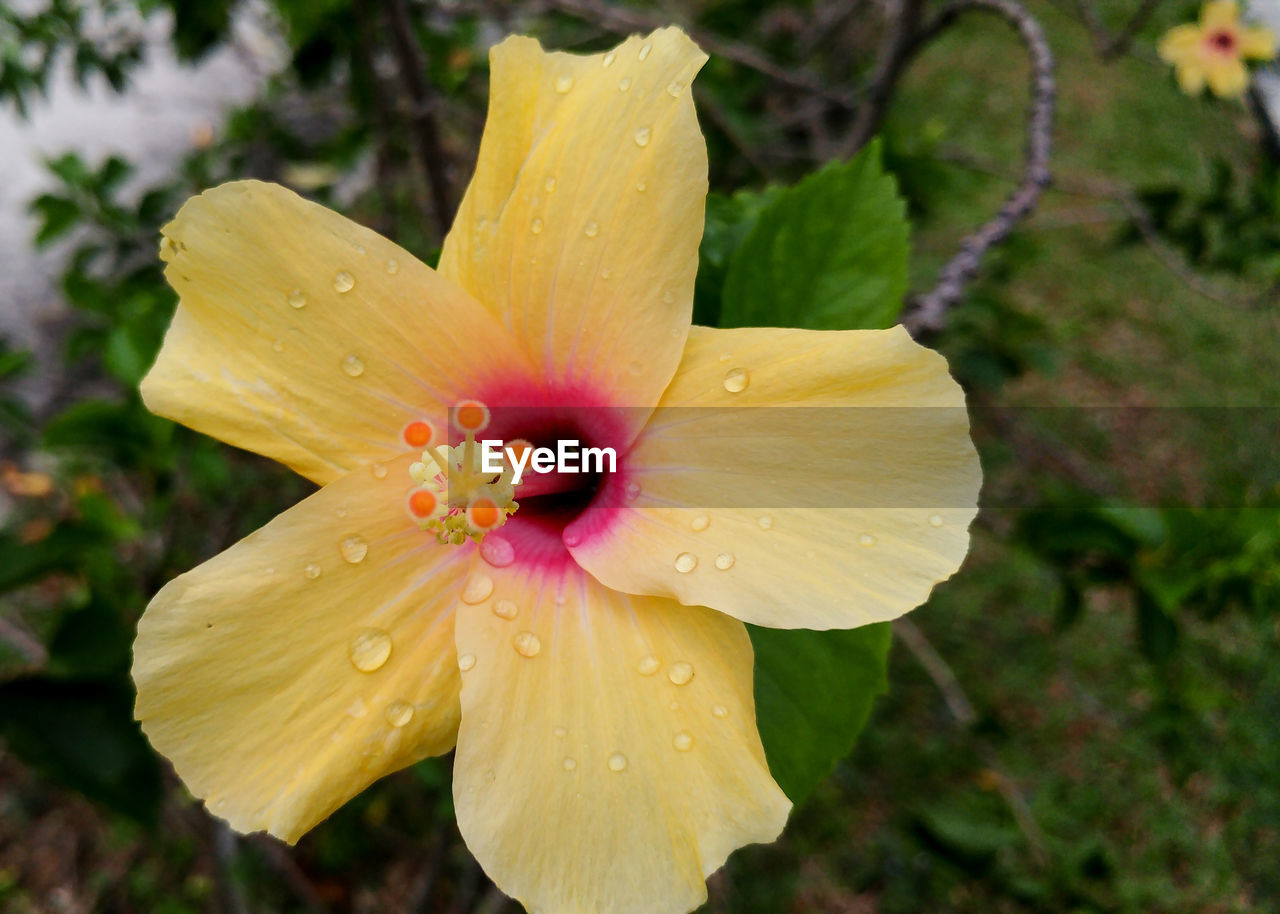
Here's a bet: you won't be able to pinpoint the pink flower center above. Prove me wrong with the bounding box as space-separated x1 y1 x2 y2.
1208 29 1237 55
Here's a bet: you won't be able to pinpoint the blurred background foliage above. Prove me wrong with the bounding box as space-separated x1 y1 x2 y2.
1 0 1279 911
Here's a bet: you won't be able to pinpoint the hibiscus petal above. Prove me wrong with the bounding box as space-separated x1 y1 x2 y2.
438 29 708 415
133 454 468 843
1201 1 1240 31
1240 25 1277 60
144 181 535 485
452 561 790 914
568 325 981 630
1158 24 1204 64
1206 57 1250 96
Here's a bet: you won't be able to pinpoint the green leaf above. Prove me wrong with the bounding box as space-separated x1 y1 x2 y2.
30 193 81 246
696 186 784 326
720 140 910 331
749 622 891 803
0 677 161 823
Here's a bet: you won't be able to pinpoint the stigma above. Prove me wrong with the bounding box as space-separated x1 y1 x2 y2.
402 402 523 545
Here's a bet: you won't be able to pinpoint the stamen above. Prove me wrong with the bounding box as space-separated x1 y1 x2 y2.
403 420 435 448
453 400 491 434
467 497 501 532
407 488 439 519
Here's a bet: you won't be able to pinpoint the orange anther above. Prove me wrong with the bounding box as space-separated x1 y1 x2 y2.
403 420 435 448
454 400 490 433
408 488 438 518
468 497 500 530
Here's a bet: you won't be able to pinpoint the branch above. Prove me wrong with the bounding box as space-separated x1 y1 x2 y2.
382 0 454 237
844 0 928 155
902 0 1056 337
1071 0 1165 60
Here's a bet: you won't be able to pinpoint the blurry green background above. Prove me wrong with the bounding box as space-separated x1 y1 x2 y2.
2 0 1280 912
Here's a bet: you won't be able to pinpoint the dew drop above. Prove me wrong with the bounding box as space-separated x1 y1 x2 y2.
492 599 519 620
554 75 574 93
674 552 697 573
628 360 643 376
673 730 694 752
340 535 368 564
332 270 355 293
304 563 322 580
347 697 367 718
602 51 617 67
563 528 583 548
553 727 567 739
722 367 750 393
662 290 675 304
624 480 641 502
458 652 477 672
713 704 729 719
668 661 694 685
584 220 599 238
371 463 388 479
479 534 515 568
636 179 647 192
858 533 877 547
607 752 628 772
272 339 285 353
386 258 399 275
691 514 710 532
562 757 577 771
638 42 652 60
637 654 661 676
757 515 774 530
512 631 542 658
287 288 307 309
531 217 544 234
666 81 684 97
601 267 612 279
341 353 365 377
461 574 494 604
929 514 945 527
633 126 651 147
544 176 557 193
714 552 735 570
349 627 391 672
385 700 414 728
619 76 632 92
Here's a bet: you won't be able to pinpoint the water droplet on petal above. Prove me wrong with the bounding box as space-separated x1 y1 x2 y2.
349 627 391 672
563 528 583 547
304 563 322 580
555 75 574 93
458 652 476 672
287 288 307 308
479 535 515 568
713 704 729 719
544 176 557 193
386 259 399 275
347 697 367 718
461 574 494 604
668 661 694 685
673 730 694 751
272 339 285 353
385 700 414 728
563 757 577 771
341 353 365 377
634 126 651 147
662 290 675 304
512 631 542 658
624 480 641 502
628 360 643 376
553 726 567 738
929 514 945 527
723 368 750 393
757 515 774 530
638 42 652 60
637 654 661 676
666 81 684 97
371 463 388 479
859 533 877 546
492 599 519 620
691 514 710 532
603 51 616 67
584 220 599 238
674 552 697 573
619 76 632 92
636 179 647 192
601 267 612 279
333 270 355 293
607 752 628 772
531 217 544 234
715 552 735 570
340 535 368 564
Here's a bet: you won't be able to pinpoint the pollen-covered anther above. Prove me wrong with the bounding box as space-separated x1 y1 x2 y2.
407 488 440 521
403 419 435 448
453 400 490 434
467 496 502 533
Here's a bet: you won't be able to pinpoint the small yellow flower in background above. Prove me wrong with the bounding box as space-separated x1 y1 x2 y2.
1159 1 1277 98
132 26 980 914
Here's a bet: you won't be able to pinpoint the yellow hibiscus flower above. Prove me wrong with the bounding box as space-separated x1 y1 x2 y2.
1159 0 1277 98
132 27 981 914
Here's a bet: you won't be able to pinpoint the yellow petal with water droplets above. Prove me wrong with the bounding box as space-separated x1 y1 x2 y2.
569 325 980 630
1239 25 1277 60
452 563 789 914
133 453 469 843
144 181 536 486
438 29 708 423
